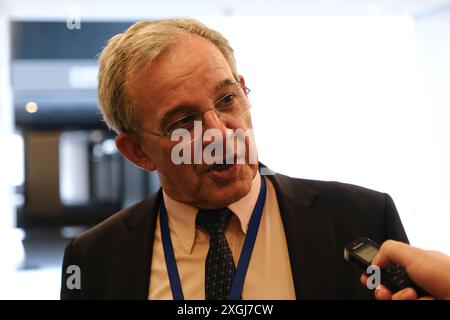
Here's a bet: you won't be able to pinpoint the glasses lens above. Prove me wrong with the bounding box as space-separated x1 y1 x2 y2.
164 84 251 138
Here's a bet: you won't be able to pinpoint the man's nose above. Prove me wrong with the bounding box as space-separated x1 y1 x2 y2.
201 109 228 148
202 109 228 136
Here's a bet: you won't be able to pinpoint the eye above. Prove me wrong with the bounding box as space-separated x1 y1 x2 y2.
166 114 196 133
179 114 194 125
222 93 235 104
215 93 237 110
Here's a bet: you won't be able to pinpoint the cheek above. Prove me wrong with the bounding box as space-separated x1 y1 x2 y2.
157 141 197 173
140 139 174 170
229 112 252 128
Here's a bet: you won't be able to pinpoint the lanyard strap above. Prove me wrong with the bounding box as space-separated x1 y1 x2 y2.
159 175 266 300
160 197 185 300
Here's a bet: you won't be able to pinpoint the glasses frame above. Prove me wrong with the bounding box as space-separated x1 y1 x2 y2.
135 82 251 138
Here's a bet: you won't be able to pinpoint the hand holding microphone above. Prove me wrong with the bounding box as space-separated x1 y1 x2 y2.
360 240 450 300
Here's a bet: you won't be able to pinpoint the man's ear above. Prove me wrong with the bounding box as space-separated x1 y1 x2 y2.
115 133 156 171
238 75 247 97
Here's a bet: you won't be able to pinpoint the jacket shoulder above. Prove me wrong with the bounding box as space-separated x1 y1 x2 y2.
272 172 407 242
270 173 397 234
71 191 160 251
300 177 385 204
271 172 387 210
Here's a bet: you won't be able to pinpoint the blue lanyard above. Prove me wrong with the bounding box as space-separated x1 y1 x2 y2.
159 175 266 300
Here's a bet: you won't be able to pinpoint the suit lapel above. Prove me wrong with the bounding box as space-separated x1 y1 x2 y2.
267 171 338 299
107 190 161 299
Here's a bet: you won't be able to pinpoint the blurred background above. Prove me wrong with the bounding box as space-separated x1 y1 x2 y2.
0 0 449 299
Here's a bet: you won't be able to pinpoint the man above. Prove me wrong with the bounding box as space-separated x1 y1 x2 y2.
61 18 408 299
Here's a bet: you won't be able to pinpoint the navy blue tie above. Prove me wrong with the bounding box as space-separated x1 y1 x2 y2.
196 207 236 300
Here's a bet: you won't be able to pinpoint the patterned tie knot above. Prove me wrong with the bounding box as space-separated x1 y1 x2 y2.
196 208 232 236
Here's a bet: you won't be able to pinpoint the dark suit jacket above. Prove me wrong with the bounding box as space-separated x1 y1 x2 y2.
61 169 408 299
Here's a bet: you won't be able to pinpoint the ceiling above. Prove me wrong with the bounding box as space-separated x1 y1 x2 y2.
1 0 450 20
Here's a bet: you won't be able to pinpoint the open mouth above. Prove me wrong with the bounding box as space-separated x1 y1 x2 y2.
205 162 238 182
211 163 234 172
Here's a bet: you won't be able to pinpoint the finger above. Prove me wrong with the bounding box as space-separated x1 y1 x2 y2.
418 296 435 300
360 273 368 286
374 285 392 300
391 288 418 300
373 240 420 268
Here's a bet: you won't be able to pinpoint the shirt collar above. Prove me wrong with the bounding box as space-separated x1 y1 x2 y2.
162 172 261 255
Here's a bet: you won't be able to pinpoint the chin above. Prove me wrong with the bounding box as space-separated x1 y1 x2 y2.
161 163 257 208
208 178 253 208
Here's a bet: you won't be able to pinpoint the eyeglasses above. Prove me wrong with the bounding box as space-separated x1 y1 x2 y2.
135 82 251 138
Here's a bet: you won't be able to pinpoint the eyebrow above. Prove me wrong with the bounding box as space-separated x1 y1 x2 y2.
214 78 236 91
159 78 237 130
160 104 194 130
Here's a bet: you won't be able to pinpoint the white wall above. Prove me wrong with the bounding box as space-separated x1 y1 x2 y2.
201 16 450 254
414 7 450 253
0 13 26 273
0 15 14 232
